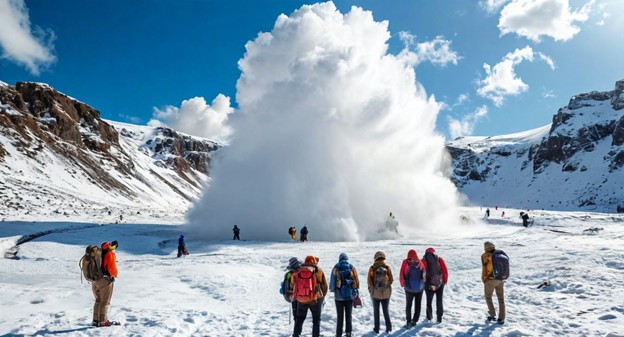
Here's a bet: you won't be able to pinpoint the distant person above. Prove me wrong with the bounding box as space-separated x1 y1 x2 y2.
485 208 490 218
399 249 424 328
280 257 302 320
368 251 393 333
481 241 509 325
177 235 188 257
292 256 328 337
92 241 119 327
495 205 498 210
289 227 298 240
520 212 530 227
386 212 399 234
422 247 448 323
330 252 360 337
233 225 240 240
300 225 309 242
501 211 505 217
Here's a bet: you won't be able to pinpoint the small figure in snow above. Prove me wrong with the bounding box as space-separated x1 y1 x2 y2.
177 235 189 257
385 212 399 234
520 212 530 227
481 241 508 325
92 240 119 327
501 211 505 217
233 225 240 240
300 225 309 242
289 226 297 240
495 205 498 211
485 208 490 218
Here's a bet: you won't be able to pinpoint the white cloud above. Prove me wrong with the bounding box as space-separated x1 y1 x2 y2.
0 0 56 75
537 52 555 69
542 89 555 98
398 32 461 67
448 105 489 139
477 46 553 106
187 2 461 241
442 93 470 111
149 94 234 143
498 0 595 42
480 0 511 14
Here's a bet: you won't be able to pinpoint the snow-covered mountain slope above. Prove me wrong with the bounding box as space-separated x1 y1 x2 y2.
447 80 624 213
0 82 220 220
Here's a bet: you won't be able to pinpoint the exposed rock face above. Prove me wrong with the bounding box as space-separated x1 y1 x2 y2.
446 80 624 212
0 81 220 213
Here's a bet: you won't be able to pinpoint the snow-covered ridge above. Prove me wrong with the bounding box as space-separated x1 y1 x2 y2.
0 81 220 220
447 80 624 213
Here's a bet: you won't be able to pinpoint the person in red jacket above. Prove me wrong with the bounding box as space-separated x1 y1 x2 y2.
421 247 448 323
92 240 119 327
399 249 425 328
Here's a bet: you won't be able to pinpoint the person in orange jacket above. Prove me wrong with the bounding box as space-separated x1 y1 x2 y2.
421 247 448 323
92 240 119 327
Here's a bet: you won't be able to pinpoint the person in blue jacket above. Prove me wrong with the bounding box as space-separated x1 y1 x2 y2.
177 235 186 258
329 253 360 337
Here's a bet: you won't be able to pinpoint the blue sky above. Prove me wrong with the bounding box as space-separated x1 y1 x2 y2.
1 0 623 140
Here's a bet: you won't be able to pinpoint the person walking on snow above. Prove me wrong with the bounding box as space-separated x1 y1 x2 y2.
292 256 328 337
399 249 425 328
482 241 507 324
92 240 119 327
368 251 393 333
233 225 240 240
300 225 309 242
330 252 360 337
281 257 302 320
485 208 490 218
177 235 187 258
422 247 448 323
289 227 297 240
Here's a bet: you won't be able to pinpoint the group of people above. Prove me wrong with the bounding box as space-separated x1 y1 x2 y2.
281 241 507 337
288 225 309 242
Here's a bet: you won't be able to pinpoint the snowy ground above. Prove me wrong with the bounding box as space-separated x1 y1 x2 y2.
1 207 623 337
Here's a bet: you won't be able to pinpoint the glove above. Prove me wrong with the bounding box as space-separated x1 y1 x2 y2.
109 276 115 283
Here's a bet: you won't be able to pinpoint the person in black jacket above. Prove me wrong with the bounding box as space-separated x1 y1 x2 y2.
233 225 240 240
300 226 308 242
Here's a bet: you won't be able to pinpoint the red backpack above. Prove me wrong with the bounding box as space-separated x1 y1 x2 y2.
293 266 318 303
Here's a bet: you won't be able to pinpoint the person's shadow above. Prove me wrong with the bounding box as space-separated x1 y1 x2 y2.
1 326 93 336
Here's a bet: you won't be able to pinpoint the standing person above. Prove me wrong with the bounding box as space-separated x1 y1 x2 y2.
368 251 393 333
233 225 240 240
300 225 309 242
292 256 328 337
520 212 530 227
422 247 448 323
92 241 119 327
330 253 360 337
280 257 302 320
177 235 186 258
289 227 297 240
485 208 490 218
482 241 508 324
399 249 425 328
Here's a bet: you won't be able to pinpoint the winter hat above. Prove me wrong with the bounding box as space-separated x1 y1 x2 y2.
304 255 319 266
180 235 184 238
110 240 118 250
374 251 386 261
339 252 349 261
101 241 110 250
407 249 418 260
484 241 495 251
287 257 302 270
425 247 436 254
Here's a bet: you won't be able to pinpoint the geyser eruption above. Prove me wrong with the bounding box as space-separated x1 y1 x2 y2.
187 2 460 241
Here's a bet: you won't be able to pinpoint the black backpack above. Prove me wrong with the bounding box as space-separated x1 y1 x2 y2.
424 253 442 289
492 250 510 280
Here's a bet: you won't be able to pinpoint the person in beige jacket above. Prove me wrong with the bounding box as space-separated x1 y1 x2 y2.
367 251 393 333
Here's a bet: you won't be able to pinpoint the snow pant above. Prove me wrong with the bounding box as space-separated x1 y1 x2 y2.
425 283 444 322
92 277 114 322
335 299 353 336
291 301 298 320
293 297 323 337
233 233 240 240
177 245 184 257
405 290 423 324
372 298 391 332
300 234 307 242
484 279 506 320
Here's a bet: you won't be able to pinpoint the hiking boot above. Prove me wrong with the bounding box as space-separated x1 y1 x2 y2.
487 316 496 322
345 334 352 337
91 321 98 327
497 319 505 325
437 316 442 323
386 327 392 333
98 320 113 327
373 328 379 334
410 320 418 327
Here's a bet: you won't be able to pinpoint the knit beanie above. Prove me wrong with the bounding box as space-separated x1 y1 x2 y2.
287 257 302 270
304 255 319 266
101 241 110 250
374 251 386 261
484 241 495 251
339 252 349 261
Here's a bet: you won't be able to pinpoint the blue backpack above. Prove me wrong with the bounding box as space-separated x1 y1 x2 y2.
492 250 510 280
406 261 424 292
337 260 355 299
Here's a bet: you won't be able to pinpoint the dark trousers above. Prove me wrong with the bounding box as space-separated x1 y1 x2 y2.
293 298 323 337
425 284 444 321
300 234 307 242
233 233 240 240
335 300 353 336
291 301 298 320
372 298 391 332
177 246 184 258
405 291 423 323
